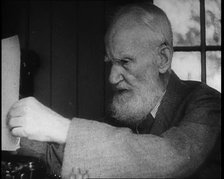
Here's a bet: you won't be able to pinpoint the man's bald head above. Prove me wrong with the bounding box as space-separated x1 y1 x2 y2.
105 3 173 51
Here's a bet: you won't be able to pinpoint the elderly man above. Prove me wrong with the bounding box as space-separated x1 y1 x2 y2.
8 2 220 179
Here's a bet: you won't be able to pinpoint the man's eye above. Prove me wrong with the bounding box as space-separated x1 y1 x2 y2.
120 59 130 66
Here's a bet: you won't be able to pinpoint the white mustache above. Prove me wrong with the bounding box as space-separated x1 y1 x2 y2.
113 83 130 91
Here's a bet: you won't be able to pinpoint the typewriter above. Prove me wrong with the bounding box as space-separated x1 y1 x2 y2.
1 151 61 179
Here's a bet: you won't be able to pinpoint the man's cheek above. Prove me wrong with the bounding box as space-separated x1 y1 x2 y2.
130 67 150 83
123 70 138 84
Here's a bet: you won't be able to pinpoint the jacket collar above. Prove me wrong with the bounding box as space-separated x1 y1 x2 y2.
150 71 188 135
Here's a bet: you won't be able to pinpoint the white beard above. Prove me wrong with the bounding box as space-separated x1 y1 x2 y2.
110 85 160 125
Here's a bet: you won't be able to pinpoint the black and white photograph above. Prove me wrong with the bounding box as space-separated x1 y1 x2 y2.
2 0 221 178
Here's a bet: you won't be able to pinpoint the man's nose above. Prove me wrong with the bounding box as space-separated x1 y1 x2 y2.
109 64 123 85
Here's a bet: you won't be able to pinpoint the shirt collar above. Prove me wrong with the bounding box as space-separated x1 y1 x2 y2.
151 91 166 118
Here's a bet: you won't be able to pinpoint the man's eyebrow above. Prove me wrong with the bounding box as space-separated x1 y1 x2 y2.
119 54 136 62
104 52 136 62
105 56 133 62
104 53 116 62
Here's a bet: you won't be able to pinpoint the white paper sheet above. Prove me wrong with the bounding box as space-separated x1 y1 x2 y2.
1 35 21 151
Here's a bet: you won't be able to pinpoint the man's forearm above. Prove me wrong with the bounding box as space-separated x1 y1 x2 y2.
62 118 204 178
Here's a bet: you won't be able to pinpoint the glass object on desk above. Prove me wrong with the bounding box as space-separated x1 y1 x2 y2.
206 51 221 92
205 0 221 45
171 52 201 81
154 0 200 46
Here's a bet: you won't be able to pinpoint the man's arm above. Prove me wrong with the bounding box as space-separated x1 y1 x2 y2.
7 92 220 178
62 119 219 178
62 91 220 178
7 97 68 175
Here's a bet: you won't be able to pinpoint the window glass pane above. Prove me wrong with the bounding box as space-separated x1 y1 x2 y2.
205 0 221 45
154 0 200 46
206 51 221 92
171 52 201 81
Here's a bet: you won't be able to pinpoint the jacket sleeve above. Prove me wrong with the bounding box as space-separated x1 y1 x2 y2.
18 138 65 176
61 89 220 178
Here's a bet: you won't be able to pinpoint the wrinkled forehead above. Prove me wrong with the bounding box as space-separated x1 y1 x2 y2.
106 15 162 56
107 27 146 55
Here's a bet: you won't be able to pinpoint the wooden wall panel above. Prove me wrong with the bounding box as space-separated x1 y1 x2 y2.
51 2 78 118
17 1 30 50
29 2 52 107
77 1 105 120
2 0 19 38
2 0 29 48
3 1 155 120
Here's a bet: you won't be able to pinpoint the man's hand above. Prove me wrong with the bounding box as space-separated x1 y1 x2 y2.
7 97 71 144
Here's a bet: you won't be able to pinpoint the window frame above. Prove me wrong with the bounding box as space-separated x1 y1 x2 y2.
153 0 221 84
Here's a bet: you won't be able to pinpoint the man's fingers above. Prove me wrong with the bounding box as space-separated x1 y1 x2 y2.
9 98 27 109
7 97 34 116
8 106 25 118
11 127 27 137
8 117 25 130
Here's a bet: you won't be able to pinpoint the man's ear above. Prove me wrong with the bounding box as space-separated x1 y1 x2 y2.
157 44 173 74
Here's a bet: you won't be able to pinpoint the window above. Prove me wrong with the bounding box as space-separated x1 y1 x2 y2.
154 0 221 92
